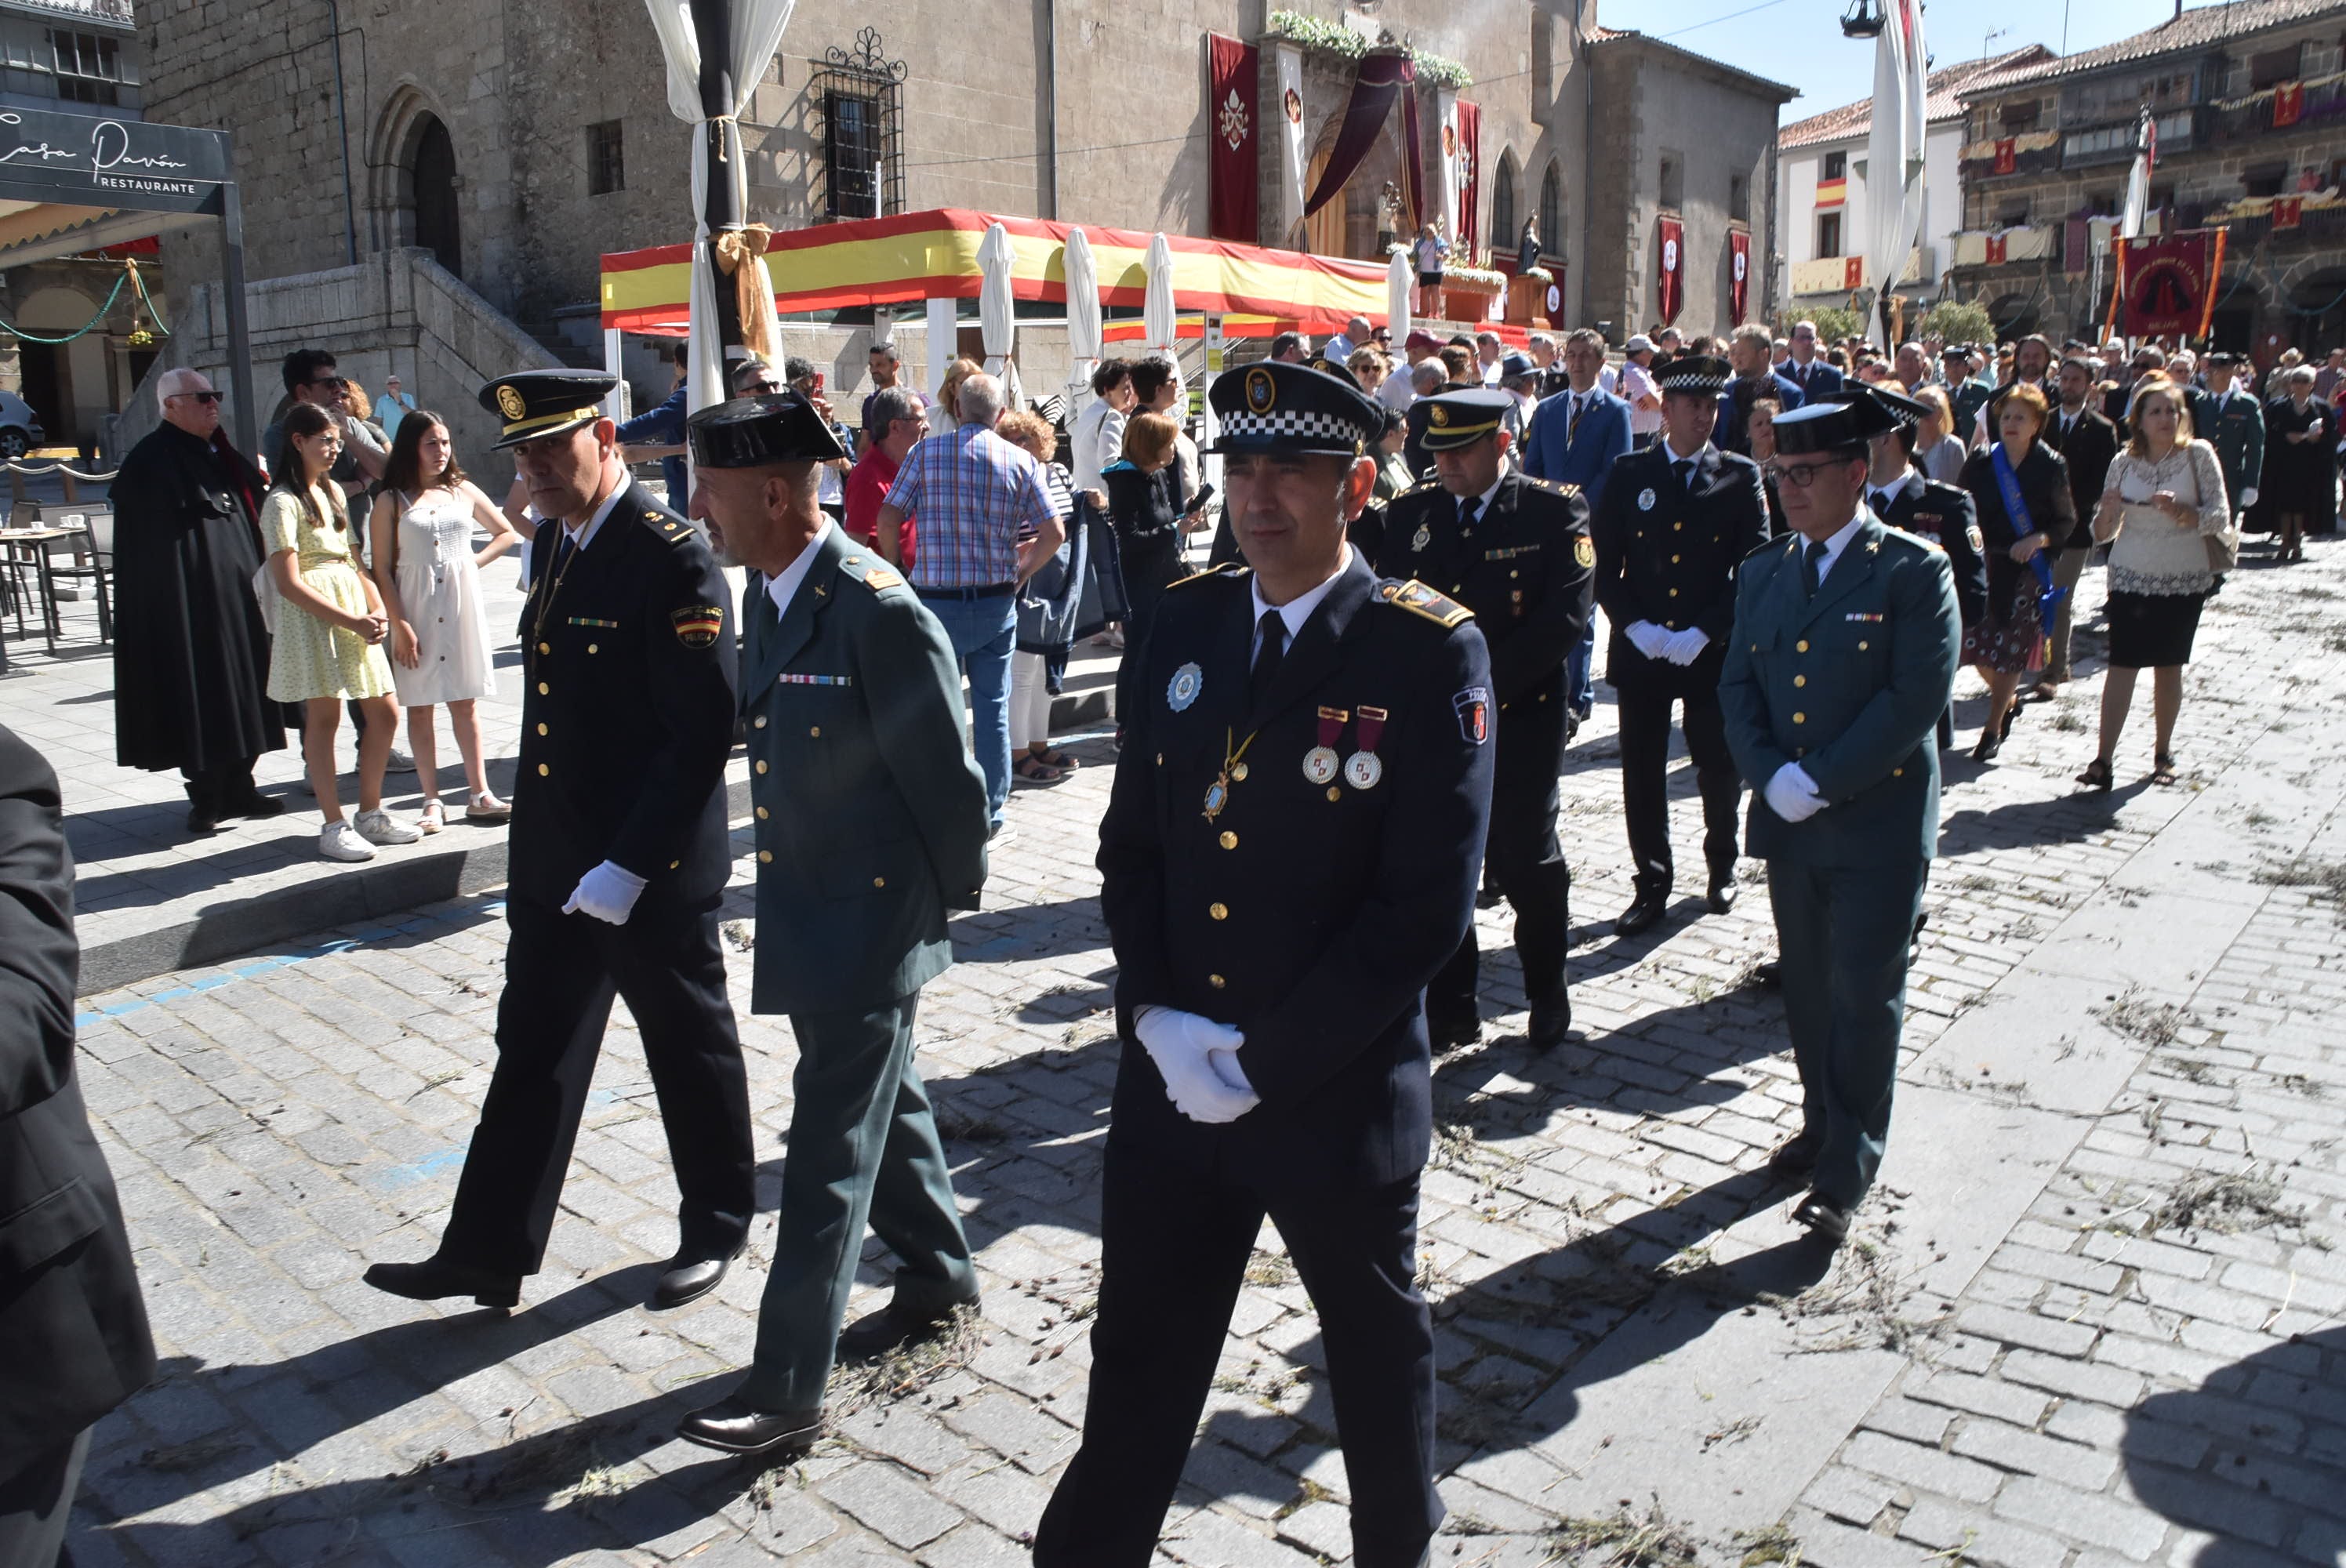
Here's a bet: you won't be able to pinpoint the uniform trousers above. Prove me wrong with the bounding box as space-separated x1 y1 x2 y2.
1427 705 1570 1024
1767 858 1927 1210
439 896 754 1273
0 1428 88 1568
738 993 977 1412
1615 673 1740 890
1033 1138 1440 1568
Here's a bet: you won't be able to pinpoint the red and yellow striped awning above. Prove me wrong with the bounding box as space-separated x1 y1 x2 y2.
601 209 1393 336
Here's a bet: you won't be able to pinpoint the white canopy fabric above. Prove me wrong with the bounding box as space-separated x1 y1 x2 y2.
643 0 797 419
1143 232 1176 354
979 221 1016 378
1063 227 1102 402
1863 0 1927 332
1386 250 1412 347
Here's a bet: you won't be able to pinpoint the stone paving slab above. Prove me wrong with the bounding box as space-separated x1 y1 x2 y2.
55 535 2346 1566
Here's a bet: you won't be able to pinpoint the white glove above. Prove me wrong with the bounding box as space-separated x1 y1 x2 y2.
2239 487 2257 510
563 860 648 925
1661 627 1710 666
1133 1007 1259 1123
1764 763 1826 824
1625 621 1671 659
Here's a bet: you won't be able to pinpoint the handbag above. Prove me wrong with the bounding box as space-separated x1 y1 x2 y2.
251 561 281 633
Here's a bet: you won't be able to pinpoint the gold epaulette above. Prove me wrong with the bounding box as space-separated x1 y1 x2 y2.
837 551 906 590
647 512 697 545
1170 561 1249 589
1527 477 1582 497
1378 578 1474 628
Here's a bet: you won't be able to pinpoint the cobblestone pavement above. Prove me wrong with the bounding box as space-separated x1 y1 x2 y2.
64 539 2346 1567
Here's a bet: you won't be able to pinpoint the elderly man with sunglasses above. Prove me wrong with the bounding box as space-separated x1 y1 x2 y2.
1720 390 1959 1245
111 368 288 833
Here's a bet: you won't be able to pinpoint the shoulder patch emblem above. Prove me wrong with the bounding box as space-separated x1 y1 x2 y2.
1170 561 1249 590
862 565 903 590
1574 535 1596 569
671 604 724 648
1965 524 1984 554
1380 578 1474 628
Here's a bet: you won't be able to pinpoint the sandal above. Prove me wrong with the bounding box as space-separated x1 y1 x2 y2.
1012 756 1066 786
416 799 445 835
2151 753 2179 786
2075 757 2113 793
465 792 512 823
1031 747 1080 771
1999 702 2021 741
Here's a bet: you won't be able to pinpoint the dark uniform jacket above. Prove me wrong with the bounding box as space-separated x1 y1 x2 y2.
741 527 990 1016
511 479 739 914
0 726 155 1474
1720 519 1961 867
1872 470 1988 629
2043 405 2122 548
2187 388 2265 506
1101 554 1494 1187
1375 471 1594 711
1960 443 2075 617
1589 442 1770 690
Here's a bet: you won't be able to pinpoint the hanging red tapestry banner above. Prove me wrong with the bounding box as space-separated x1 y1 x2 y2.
1728 230 1749 322
1207 34 1260 241
2115 229 2224 340
1457 100 1481 263
1656 216 1683 325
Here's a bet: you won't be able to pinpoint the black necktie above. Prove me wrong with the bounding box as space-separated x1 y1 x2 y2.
1458 495 1482 533
1675 459 1695 493
545 526 574 585
1802 538 1829 598
1250 609 1287 709
1872 487 1893 514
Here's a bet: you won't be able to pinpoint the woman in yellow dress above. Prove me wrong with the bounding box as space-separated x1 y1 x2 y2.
262 402 417 862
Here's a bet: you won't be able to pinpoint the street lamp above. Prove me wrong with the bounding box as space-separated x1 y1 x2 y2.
1839 0 1886 38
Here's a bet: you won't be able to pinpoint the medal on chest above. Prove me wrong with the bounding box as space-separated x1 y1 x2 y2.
1202 727 1258 824
1345 706 1388 790
1167 662 1204 712
1411 521 1431 553
1304 706 1347 784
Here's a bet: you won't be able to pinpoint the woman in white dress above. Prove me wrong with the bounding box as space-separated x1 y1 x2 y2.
368 412 519 833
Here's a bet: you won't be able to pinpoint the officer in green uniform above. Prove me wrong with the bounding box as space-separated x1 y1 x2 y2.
1375 388 1592 1049
671 394 993 1458
1720 395 1959 1243
2186 352 2264 521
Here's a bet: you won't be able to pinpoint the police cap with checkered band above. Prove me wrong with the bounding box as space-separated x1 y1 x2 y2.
1208 359 1383 458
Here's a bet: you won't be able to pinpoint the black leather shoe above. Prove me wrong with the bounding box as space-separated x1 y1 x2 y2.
1706 877 1738 915
651 1250 739 1310
836 1296 979 1361
676 1395 825 1457
1614 888 1669 937
1767 1138 1818 1178
363 1257 521 1309
1753 960 1781 989
1429 1013 1480 1052
1792 1192 1853 1243
232 793 287 819
186 806 220 834
1527 999 1571 1051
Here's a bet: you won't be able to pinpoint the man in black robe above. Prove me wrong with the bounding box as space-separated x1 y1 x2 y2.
111 368 286 833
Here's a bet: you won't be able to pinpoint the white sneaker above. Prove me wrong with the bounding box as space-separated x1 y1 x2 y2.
320 821 377 862
354 808 422 845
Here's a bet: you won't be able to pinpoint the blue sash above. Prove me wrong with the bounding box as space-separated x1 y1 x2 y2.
1989 444 2065 637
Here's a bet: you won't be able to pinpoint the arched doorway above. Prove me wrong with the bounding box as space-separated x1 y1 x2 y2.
409 115 461 277
1491 151 1519 256
1538 163 1563 262
12 286 107 452
1305 147 1346 259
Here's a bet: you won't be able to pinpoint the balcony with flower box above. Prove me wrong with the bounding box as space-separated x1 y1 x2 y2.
1951 226 2061 268
1788 247 1933 297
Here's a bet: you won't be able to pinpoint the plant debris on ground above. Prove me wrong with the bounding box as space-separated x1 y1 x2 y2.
1551 1498 1704 1568
824 1305 985 1417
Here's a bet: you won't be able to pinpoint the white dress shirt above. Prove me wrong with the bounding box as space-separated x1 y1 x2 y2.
1250 545 1353 660
1808 513 1868 586
764 520 838 620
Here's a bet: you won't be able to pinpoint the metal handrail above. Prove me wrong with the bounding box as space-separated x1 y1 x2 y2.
2 462 121 481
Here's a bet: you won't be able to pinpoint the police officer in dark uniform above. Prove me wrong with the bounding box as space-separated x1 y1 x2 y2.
1721 395 1960 1243
1033 361 1494 1568
1861 386 1988 755
365 370 756 1312
1375 388 1592 1049
1592 356 1770 937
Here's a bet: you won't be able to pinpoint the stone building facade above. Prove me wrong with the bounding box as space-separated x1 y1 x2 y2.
136 0 1792 448
1947 0 2346 358
1582 30 1794 339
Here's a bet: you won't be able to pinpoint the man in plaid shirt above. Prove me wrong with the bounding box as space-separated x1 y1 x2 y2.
877 372 1066 834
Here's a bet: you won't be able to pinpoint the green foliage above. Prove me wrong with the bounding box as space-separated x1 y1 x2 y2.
1265 11 1475 87
1917 299 1995 346
1785 305 1864 345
